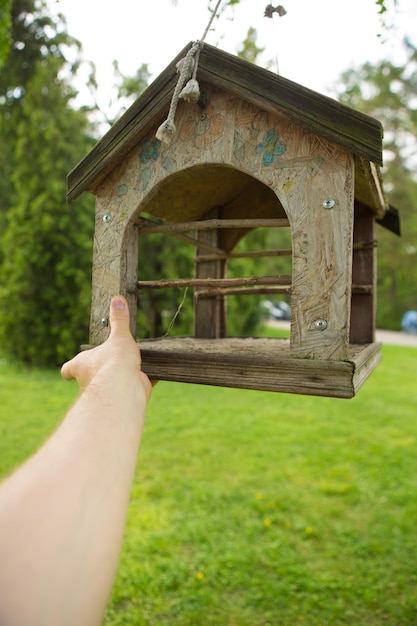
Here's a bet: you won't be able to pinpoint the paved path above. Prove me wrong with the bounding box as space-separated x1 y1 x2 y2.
269 321 417 348
375 328 417 348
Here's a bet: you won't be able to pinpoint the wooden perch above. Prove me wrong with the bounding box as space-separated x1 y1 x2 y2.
168 231 226 255
351 284 373 295
138 218 290 235
197 286 292 297
196 249 292 262
137 275 292 290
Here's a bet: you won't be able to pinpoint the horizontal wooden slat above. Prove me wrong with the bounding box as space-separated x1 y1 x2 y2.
196 286 291 297
137 275 292 289
351 284 373 295
353 240 378 250
196 249 292 262
139 218 290 234
165 231 225 255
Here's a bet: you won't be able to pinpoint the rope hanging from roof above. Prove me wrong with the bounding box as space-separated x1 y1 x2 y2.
156 0 223 144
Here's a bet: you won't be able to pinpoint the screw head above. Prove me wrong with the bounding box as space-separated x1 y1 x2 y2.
101 316 109 326
102 214 112 223
315 318 328 330
323 198 335 209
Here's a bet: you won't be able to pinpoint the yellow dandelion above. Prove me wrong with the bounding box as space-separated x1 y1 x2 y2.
263 518 271 527
196 571 204 580
255 493 263 500
305 526 313 535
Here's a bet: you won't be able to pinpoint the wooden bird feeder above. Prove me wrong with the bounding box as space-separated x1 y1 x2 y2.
67 43 400 399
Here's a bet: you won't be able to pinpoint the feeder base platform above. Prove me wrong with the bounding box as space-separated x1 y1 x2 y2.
135 337 382 399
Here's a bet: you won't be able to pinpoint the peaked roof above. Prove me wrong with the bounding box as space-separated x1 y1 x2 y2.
67 42 399 231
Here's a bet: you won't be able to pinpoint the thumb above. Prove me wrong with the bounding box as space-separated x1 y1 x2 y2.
109 295 131 336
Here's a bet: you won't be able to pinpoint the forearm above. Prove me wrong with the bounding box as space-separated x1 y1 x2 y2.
0 368 148 626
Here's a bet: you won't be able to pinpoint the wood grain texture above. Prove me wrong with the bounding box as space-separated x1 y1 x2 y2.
277 138 355 360
197 45 383 166
80 337 381 398
89 194 133 344
136 338 381 398
137 276 292 289
138 218 290 234
194 208 226 338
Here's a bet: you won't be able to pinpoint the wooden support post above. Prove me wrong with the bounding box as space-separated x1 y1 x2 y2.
90 195 131 345
286 150 355 360
350 201 376 344
194 209 227 338
124 223 139 339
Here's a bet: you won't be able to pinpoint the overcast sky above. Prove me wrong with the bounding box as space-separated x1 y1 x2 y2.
52 0 416 115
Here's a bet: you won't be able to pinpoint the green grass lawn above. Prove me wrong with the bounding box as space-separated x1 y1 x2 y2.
1 344 417 625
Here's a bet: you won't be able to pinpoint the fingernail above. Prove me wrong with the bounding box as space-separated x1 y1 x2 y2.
112 297 126 310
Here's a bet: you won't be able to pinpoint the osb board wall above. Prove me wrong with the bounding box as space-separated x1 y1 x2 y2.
90 82 354 361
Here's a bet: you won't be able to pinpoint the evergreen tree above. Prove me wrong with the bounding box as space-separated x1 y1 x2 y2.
335 40 417 328
0 0 95 365
0 0 12 68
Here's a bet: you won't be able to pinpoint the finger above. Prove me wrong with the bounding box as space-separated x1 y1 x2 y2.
109 295 130 336
61 358 75 381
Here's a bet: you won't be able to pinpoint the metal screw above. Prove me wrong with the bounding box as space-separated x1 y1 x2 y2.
323 198 335 209
101 316 109 326
315 318 328 330
102 214 112 223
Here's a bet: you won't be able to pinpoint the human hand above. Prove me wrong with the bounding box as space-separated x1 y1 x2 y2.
61 296 152 399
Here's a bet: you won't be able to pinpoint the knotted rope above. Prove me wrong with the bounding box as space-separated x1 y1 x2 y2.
156 0 223 144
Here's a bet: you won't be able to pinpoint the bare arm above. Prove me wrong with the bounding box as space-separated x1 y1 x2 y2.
0 296 152 626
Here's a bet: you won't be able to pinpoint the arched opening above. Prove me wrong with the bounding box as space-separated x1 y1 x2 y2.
134 164 292 341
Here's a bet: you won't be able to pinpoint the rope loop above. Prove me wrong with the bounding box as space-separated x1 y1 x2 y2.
155 0 223 144
156 42 202 143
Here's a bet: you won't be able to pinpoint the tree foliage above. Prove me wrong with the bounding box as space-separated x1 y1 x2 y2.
335 40 417 328
237 26 264 64
0 0 95 365
0 0 12 68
